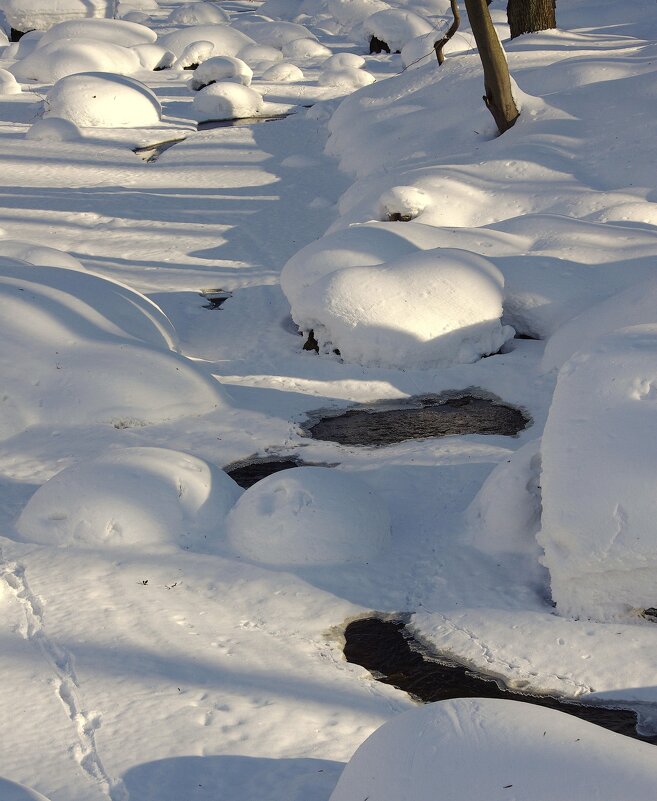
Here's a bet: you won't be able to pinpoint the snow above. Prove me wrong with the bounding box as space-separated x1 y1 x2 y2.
192 80 264 120
361 8 435 51
538 325 657 620
44 72 161 127
2 0 657 798
37 18 157 48
190 55 253 90
0 67 20 94
330 698 657 801
226 466 391 565
317 66 375 89
0 778 52 801
0 0 111 32
11 39 143 83
17 446 242 552
166 1 229 25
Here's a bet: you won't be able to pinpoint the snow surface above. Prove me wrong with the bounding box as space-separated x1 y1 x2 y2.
192 80 264 121
190 55 253 90
0 0 111 32
2 0 657 799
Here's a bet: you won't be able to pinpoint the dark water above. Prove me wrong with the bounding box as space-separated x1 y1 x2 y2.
200 288 232 309
306 393 530 446
344 617 657 743
198 113 294 131
225 458 334 489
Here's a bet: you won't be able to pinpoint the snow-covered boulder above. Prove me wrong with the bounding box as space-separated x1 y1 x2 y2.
159 25 255 60
327 0 390 33
322 52 366 69
282 37 331 60
0 67 21 94
539 325 657 621
0 0 111 32
0 240 86 270
190 55 253 89
26 116 82 141
226 466 391 565
167 1 229 25
44 72 161 128
37 18 156 48
0 258 225 439
17 447 242 552
288 248 514 369
236 43 284 66
230 20 315 49
377 185 430 221
176 39 214 69
193 81 263 121
261 61 303 82
10 38 142 83
362 8 435 52
329 698 657 801
318 66 374 89
131 42 176 71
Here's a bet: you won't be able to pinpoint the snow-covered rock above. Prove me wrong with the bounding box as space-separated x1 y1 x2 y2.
377 185 430 221
131 42 176 71
10 38 142 83
0 0 111 32
329 698 657 801
322 52 366 69
362 7 434 51
539 325 657 621
37 17 156 48
288 248 514 369
0 67 20 94
167 2 229 25
236 43 283 66
0 777 52 801
193 81 263 121
44 72 161 128
190 55 253 90
0 240 86 270
159 25 255 60
327 0 390 33
0 258 225 438
176 40 214 69
282 37 331 60
226 466 391 565
26 116 82 141
261 61 303 81
230 20 315 49
16 447 242 552
318 65 374 88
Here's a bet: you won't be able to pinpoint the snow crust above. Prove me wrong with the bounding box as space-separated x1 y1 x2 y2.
17 447 242 552
226 466 391 565
45 72 161 127
330 698 657 801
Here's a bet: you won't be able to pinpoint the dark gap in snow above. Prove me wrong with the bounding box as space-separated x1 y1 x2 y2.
641 608 657 621
10 28 31 42
515 332 542 341
302 329 320 352
304 392 530 446
198 113 295 131
386 212 414 222
344 616 657 744
200 288 232 309
369 36 392 54
133 138 187 163
224 456 336 489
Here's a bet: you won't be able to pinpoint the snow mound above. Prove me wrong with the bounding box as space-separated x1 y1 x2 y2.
377 185 430 221
231 20 315 49
131 42 176 71
322 52 366 69
37 17 156 48
329 698 657 801
45 72 161 128
26 116 82 141
539 325 657 621
0 68 21 95
318 66 374 88
176 40 214 69
327 0 390 32
0 240 86 270
288 248 514 368
0 777 52 801
261 61 303 82
236 43 283 66
190 55 253 89
542 276 657 373
17 447 242 552
0 258 227 438
362 8 434 51
193 81 263 121
159 25 255 60
282 37 331 60
0 0 111 32
11 39 142 83
167 2 229 25
226 466 391 565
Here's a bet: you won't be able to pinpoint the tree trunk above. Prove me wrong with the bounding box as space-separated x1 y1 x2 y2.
434 0 460 65
464 0 519 134
507 0 556 39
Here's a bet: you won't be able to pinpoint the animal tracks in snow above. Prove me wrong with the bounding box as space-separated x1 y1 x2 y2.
0 553 128 801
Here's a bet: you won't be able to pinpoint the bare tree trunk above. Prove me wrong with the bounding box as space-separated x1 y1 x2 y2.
464 0 519 134
507 0 556 39
434 0 461 64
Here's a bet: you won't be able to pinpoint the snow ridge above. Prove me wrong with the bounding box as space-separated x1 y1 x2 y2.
0 553 128 801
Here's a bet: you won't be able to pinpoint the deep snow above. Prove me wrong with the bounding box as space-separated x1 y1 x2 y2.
2 0 657 799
